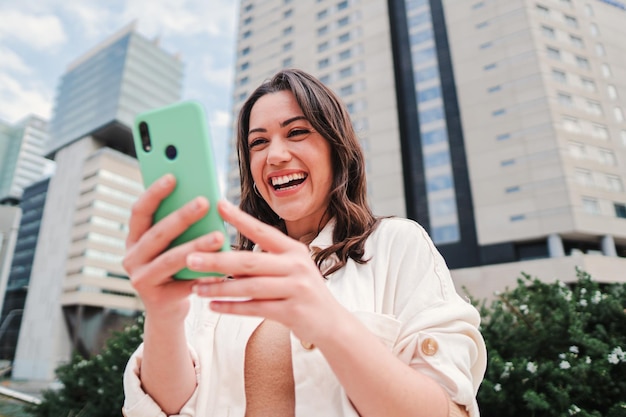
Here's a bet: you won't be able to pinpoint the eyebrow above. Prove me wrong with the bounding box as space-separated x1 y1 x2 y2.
248 115 308 136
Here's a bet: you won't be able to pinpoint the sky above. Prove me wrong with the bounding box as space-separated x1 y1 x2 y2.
0 0 239 175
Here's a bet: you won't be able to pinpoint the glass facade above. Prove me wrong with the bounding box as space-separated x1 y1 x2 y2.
0 178 49 361
404 0 460 244
47 28 183 156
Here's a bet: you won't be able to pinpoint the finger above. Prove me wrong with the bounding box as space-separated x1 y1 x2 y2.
192 276 293 299
186 251 294 277
217 200 301 253
126 174 176 247
128 196 210 267
209 299 285 318
125 230 224 284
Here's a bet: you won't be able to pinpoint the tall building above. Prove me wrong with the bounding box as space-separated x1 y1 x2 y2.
12 23 183 381
230 0 626 298
0 178 49 362
0 115 55 202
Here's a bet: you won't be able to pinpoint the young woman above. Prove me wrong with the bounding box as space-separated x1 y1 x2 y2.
123 69 486 417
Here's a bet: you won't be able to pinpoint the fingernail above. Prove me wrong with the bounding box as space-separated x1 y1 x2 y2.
193 197 207 211
159 174 174 188
187 254 203 268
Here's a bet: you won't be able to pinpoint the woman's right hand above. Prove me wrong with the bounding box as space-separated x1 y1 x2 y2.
122 173 226 321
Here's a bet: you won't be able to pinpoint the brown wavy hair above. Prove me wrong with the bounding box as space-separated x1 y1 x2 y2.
236 69 380 276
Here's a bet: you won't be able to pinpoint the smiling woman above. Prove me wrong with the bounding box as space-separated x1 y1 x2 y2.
122 69 486 417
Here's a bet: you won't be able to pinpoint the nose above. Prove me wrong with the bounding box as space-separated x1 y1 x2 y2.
266 137 292 165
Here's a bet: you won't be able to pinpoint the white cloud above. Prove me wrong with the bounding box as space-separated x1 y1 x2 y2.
0 74 52 123
0 47 31 74
0 10 67 50
122 0 232 38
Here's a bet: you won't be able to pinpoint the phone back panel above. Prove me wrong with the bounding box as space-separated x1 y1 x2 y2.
132 101 229 279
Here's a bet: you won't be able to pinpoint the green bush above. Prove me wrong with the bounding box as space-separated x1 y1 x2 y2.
474 269 626 417
26 315 144 417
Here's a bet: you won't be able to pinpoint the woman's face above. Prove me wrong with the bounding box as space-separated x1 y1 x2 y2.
247 90 333 241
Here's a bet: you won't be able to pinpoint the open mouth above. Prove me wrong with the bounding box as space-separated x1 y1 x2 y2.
270 172 308 191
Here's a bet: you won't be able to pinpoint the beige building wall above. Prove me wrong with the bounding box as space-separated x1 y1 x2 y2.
229 0 405 217
443 0 626 247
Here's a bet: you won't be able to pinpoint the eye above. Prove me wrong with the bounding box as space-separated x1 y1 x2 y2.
248 138 268 149
288 128 310 138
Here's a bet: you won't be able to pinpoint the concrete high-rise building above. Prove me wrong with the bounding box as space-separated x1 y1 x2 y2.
12 23 183 381
0 115 55 202
230 0 626 298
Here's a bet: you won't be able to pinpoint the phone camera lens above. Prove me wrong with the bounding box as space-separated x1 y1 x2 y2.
165 145 177 160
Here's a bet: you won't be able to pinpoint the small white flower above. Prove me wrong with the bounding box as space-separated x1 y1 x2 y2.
519 304 529 314
608 347 626 364
591 291 602 304
97 388 104 395
568 404 581 415
501 362 513 378
569 346 579 354
560 360 571 370
579 299 588 307
494 383 502 392
559 353 567 360
608 353 619 365
580 288 587 295
526 361 538 374
585 356 591 364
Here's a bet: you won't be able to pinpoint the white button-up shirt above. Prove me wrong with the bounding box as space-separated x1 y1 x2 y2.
123 217 487 416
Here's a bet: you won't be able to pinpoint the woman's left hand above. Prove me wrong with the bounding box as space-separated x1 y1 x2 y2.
188 199 344 345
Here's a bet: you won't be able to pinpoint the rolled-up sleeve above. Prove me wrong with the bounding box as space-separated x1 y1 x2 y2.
122 296 207 417
381 219 487 417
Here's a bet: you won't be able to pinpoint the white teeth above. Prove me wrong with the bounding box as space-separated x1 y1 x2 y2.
271 173 306 186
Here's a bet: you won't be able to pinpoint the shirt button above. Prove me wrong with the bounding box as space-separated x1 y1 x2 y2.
301 340 315 350
421 338 438 356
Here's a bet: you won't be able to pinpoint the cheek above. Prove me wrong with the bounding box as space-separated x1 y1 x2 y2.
249 155 265 184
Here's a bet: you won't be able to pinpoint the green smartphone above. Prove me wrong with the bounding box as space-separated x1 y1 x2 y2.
132 100 230 279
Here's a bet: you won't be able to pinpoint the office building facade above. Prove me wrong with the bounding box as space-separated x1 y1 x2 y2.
0 178 49 362
12 23 182 380
230 0 626 298
0 115 55 202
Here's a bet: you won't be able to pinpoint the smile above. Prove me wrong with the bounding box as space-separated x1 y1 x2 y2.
270 172 308 191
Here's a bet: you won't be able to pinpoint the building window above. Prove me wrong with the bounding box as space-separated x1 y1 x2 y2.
501 159 516 167
317 25 329 36
338 66 352 78
319 74 331 84
338 48 352 60
607 85 618 100
427 175 453 192
542 25 555 38
318 58 330 69
558 92 573 107
615 107 625 122
484 63 497 71
239 76 249 86
338 32 350 43
510 214 526 222
283 42 293 51
422 128 447 145
591 124 609 140
615 203 626 219
569 141 585 158
242 30 252 39
536 4 550 16
505 185 520 193
497 133 511 141
240 61 250 71
606 175 624 192
337 0 349 10
586 100 603 116
582 197 600 215
419 107 445 124
570 35 584 48
602 64 612 78
552 69 567 83
622 130 626 146
418 85 442 103
599 148 617 166
431 225 460 245
244 3 254 12
547 47 561 60
562 116 581 133
318 41 329 52
283 26 293 35
564 15 578 28
240 47 251 56
416 66 438 82
488 85 502 93
284 9 293 18
492 108 506 116
282 57 293 67
590 23 599 36
576 169 594 187
584 4 594 16
339 84 354 96
317 9 329 19
576 56 590 70
595 43 605 56
334 16 348 29
581 77 596 92
243 16 253 25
